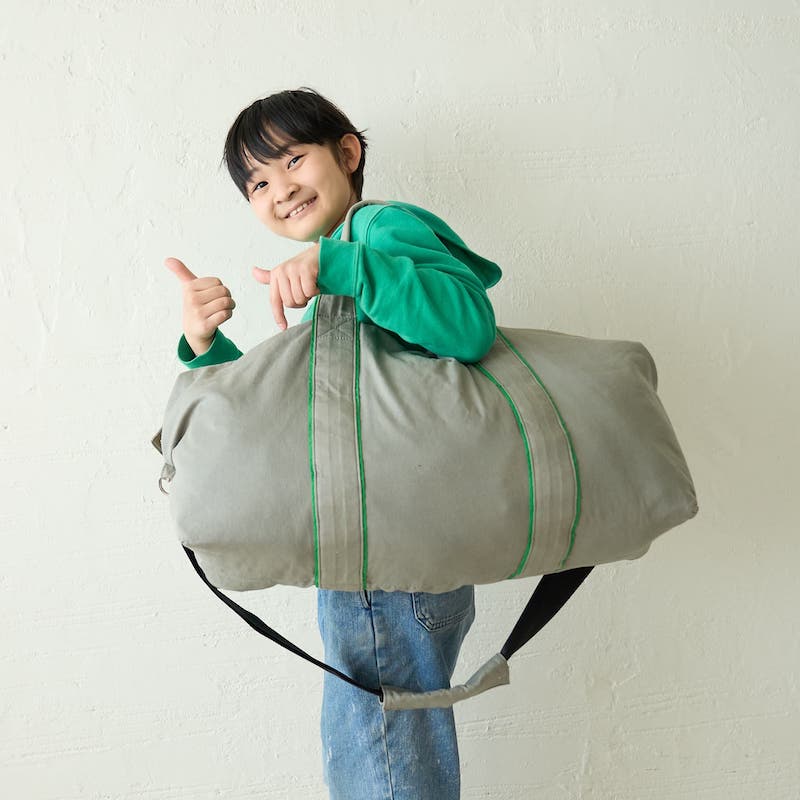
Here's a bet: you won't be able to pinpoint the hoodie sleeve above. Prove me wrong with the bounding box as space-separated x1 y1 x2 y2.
177 329 243 369
317 205 496 362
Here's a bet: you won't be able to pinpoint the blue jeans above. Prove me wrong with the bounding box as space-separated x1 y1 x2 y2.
317 585 476 800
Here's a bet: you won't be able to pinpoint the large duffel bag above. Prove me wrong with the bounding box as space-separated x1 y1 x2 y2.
152 200 698 709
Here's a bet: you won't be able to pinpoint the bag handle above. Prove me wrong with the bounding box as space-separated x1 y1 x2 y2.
341 198 386 241
313 199 386 322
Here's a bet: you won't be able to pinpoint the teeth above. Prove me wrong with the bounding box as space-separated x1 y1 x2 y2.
289 198 314 218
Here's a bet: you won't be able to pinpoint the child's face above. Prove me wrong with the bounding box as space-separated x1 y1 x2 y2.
245 134 361 243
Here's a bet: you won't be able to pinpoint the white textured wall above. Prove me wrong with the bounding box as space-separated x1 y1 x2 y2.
3 2 798 798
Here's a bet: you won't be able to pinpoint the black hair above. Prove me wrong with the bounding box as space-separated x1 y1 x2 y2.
222 87 368 202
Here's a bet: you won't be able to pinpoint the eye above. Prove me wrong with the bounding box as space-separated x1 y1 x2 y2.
252 180 268 192
288 154 302 167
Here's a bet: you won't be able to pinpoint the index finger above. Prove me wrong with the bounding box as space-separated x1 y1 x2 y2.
164 257 197 283
271 280 288 331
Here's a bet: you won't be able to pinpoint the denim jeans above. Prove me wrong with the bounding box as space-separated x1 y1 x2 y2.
317 585 476 800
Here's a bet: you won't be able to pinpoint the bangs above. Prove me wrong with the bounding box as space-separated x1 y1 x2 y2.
224 115 298 197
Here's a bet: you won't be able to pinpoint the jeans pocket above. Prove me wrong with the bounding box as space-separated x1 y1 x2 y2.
412 585 475 632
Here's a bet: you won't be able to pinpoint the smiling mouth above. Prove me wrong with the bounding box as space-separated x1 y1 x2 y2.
286 197 317 219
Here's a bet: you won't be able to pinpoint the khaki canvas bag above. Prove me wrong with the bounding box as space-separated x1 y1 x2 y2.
153 200 698 709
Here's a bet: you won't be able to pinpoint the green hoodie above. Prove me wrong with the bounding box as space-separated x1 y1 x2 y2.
177 201 502 368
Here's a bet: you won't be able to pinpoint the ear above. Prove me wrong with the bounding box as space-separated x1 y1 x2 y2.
338 133 362 175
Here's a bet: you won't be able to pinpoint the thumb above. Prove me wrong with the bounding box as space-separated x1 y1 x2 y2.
164 257 197 283
252 265 272 284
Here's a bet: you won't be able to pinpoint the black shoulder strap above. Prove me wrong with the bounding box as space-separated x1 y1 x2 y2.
183 546 383 699
500 565 593 659
183 545 593 700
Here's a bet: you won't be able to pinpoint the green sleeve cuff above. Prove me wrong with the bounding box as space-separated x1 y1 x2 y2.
177 329 243 368
318 237 359 297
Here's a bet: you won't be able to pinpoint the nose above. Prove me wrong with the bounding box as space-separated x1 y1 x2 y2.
273 178 299 206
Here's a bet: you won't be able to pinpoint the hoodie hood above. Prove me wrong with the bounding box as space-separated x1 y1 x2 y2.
383 201 502 290
331 200 502 290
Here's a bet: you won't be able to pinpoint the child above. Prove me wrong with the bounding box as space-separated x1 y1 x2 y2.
165 87 502 800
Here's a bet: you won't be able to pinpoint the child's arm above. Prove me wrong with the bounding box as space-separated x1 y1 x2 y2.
165 257 243 369
317 205 497 362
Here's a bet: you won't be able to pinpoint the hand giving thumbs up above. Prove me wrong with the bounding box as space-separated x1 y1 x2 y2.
165 257 236 358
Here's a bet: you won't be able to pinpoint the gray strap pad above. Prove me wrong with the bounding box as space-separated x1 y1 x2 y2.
380 653 510 711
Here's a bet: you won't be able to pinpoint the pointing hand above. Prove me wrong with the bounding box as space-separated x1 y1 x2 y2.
252 243 320 331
